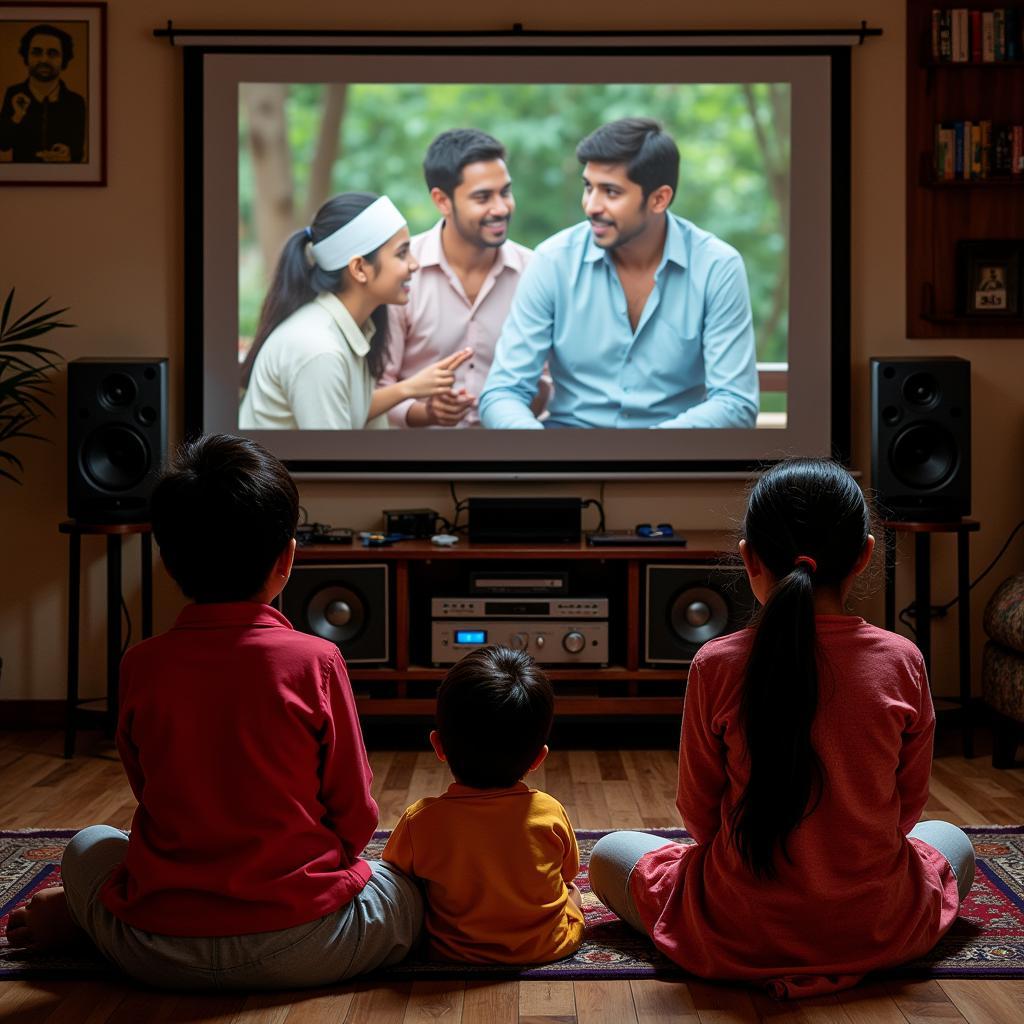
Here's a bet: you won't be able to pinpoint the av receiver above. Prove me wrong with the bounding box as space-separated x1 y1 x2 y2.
430 596 609 666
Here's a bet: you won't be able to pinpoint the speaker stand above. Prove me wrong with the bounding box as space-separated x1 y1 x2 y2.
60 520 153 758
882 517 980 759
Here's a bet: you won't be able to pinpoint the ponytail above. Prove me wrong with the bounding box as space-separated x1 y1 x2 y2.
729 561 823 878
729 458 870 878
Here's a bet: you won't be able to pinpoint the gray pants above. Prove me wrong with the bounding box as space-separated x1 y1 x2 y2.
589 819 976 933
61 825 423 990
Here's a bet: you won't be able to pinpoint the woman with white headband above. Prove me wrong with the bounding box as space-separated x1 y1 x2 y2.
240 192 471 430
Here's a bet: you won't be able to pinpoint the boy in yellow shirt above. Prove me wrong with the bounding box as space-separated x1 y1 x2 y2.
382 646 584 963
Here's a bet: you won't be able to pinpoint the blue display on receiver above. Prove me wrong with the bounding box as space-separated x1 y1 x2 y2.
454 629 487 645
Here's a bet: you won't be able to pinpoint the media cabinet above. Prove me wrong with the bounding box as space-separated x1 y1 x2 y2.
293 537 744 718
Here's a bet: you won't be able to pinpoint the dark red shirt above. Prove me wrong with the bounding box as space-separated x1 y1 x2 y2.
100 602 377 936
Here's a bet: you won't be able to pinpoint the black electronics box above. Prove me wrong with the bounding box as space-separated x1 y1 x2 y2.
383 508 438 538
468 497 582 544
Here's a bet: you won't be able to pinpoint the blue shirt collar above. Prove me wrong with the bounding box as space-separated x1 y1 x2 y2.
582 212 688 273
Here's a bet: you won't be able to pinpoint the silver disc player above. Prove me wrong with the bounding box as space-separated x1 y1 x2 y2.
430 597 609 665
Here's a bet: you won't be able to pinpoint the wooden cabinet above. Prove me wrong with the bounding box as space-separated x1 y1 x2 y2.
293 539 745 718
906 1 1024 337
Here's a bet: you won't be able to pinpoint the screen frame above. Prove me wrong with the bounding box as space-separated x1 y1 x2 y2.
182 36 851 478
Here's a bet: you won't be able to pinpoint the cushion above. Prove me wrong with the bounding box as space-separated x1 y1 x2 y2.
983 641 1024 723
983 575 1024 654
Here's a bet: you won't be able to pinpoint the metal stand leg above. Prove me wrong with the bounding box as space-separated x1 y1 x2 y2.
958 528 973 758
106 535 122 737
64 532 81 760
914 532 932 677
884 527 896 632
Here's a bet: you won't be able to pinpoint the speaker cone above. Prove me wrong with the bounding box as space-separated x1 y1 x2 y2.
669 586 730 646
890 422 958 490
307 585 365 643
98 372 138 410
81 425 151 491
901 372 940 409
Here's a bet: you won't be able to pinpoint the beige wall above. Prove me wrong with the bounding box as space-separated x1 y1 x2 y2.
2 0 1021 704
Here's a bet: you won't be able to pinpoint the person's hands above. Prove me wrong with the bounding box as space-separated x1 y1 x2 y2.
36 143 71 162
10 92 30 124
401 347 473 401
424 389 476 426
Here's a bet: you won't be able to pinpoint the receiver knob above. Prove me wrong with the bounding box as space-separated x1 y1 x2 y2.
562 630 585 654
510 632 529 650
535 634 546 649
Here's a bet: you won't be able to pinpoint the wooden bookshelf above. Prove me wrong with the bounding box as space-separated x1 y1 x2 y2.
907 1 1024 338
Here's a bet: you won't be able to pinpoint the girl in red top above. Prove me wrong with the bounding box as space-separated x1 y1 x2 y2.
590 458 974 998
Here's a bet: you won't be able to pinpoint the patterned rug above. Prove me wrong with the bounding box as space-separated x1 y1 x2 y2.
2 827 1024 981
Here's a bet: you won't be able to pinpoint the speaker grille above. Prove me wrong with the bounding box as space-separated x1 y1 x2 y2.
645 564 756 665
280 564 390 664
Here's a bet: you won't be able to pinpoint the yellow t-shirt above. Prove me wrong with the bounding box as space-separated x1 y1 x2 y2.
382 782 585 964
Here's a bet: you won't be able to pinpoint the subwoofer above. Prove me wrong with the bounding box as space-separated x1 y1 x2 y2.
280 564 390 664
870 356 971 521
644 564 756 665
67 358 168 523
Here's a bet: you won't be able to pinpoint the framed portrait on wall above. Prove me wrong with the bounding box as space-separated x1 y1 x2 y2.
957 239 1022 318
0 2 105 185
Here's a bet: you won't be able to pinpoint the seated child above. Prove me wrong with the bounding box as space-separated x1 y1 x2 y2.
5 434 422 989
383 646 584 963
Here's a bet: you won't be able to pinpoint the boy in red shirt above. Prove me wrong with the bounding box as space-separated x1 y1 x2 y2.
6 434 422 988
383 646 584 963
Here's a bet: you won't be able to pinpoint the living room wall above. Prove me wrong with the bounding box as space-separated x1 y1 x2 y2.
2 0 1021 708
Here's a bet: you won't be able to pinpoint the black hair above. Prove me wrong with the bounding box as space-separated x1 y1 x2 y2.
575 117 679 202
436 646 554 789
729 458 871 878
423 128 507 198
242 192 392 390
151 434 299 604
20 24 73 68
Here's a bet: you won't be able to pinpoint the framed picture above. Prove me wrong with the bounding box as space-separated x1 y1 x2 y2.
0 2 105 185
957 239 1022 317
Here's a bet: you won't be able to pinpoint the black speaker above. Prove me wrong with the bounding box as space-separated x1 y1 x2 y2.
644 564 756 665
870 356 971 521
67 358 168 523
280 564 390 664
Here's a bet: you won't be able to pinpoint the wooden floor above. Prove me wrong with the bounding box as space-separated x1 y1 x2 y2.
2 725 1024 1023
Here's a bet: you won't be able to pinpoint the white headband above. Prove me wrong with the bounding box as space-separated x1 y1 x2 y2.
309 196 407 271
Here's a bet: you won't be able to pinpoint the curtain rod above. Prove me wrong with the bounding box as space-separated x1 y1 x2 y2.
153 20 882 47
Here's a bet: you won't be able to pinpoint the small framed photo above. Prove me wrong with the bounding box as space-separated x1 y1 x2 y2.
0 2 105 185
957 240 1021 317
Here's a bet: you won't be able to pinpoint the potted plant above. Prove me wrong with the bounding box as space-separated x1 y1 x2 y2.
0 288 71 484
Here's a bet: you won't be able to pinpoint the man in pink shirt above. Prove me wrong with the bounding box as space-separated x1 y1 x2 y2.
383 129 545 428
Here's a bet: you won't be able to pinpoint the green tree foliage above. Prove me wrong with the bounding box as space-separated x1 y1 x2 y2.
239 82 789 367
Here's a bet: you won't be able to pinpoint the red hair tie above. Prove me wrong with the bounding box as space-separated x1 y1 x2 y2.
794 555 817 573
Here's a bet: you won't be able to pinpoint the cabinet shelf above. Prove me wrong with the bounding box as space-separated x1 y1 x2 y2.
922 176 1024 188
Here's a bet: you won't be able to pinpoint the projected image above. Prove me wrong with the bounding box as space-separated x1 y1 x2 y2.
237 82 790 432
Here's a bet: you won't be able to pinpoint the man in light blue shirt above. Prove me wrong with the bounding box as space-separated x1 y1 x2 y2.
479 118 759 430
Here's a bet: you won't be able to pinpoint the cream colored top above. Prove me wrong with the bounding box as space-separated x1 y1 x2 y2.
239 292 388 430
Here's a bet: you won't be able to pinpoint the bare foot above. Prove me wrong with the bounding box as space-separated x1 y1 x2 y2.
3 887 83 950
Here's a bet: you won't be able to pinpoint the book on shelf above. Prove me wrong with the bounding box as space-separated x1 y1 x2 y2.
933 119 1024 180
930 7 1024 62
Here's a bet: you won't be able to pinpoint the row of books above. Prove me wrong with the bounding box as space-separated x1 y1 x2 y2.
934 121 1024 179
931 8 1023 61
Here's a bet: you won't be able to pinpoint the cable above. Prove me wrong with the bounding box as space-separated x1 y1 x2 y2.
120 597 132 658
897 517 1024 626
298 504 309 526
448 480 469 534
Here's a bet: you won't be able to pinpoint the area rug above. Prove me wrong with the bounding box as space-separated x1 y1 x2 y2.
2 827 1024 981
